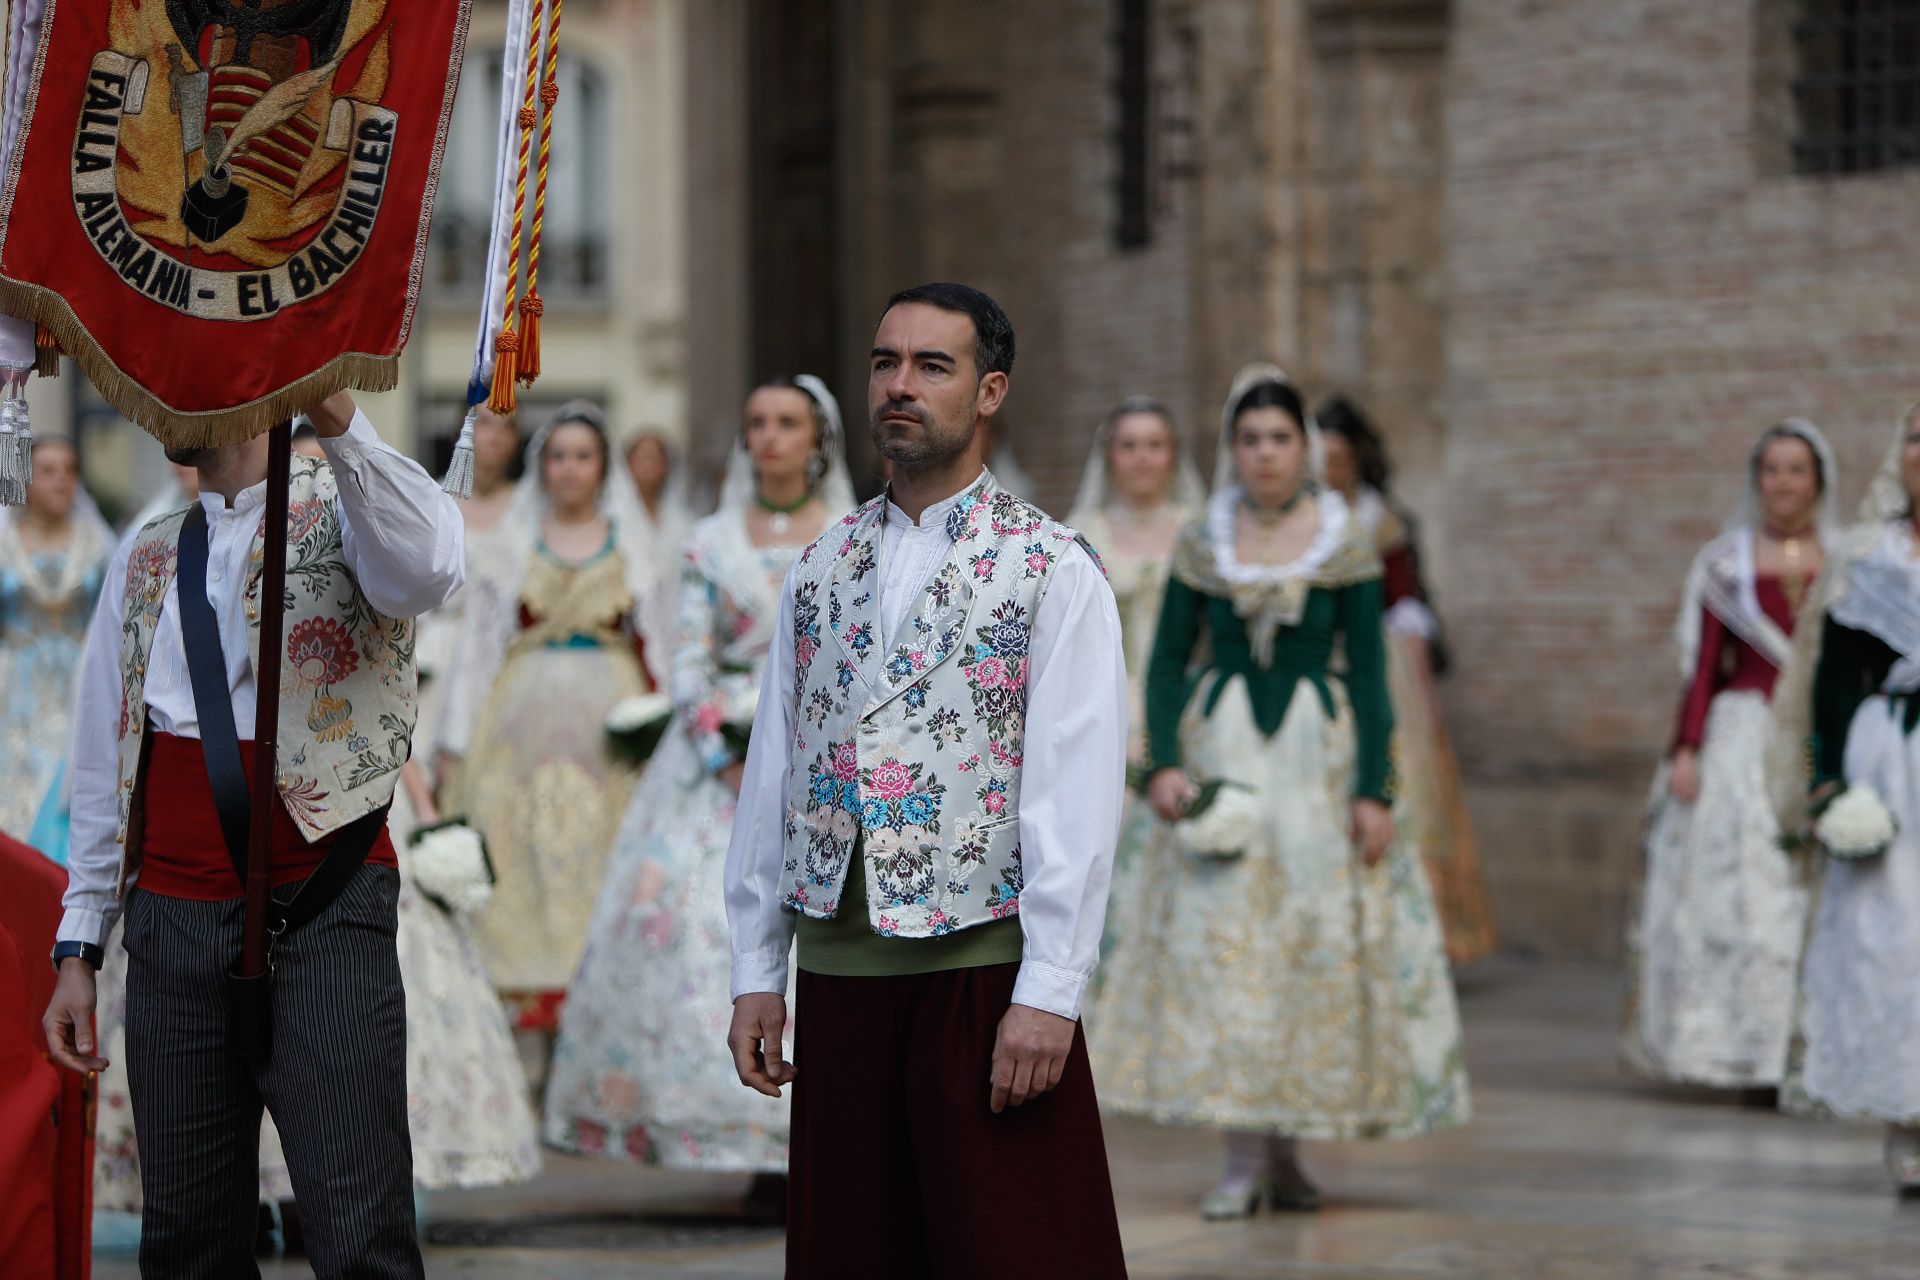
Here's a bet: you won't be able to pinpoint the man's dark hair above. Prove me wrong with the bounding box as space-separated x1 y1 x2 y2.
882 282 1016 378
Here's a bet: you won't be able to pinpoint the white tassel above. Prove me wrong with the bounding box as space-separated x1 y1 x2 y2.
0 398 21 507
13 397 31 491
440 405 478 499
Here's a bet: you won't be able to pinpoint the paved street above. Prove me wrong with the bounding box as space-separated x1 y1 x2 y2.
95 960 1920 1278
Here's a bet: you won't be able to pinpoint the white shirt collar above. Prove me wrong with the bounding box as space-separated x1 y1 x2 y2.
883 468 988 532
198 478 267 518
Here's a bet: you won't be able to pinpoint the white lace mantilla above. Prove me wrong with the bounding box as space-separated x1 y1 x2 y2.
1831 522 1920 694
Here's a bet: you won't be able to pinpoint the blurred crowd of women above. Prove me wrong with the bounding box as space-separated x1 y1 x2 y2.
1622 404 1920 1193
10 365 1918 1255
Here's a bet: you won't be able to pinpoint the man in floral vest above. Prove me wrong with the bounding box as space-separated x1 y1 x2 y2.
725 283 1131 1276
41 391 462 1278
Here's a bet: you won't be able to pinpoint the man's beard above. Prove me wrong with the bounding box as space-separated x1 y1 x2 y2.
164 445 215 468
870 400 973 469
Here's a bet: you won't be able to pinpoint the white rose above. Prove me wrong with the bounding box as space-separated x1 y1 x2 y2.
606 693 674 734
1175 785 1263 862
725 681 762 726
1817 785 1899 860
410 824 495 915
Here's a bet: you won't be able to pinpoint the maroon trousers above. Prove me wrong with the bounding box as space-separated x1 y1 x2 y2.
787 962 1127 1279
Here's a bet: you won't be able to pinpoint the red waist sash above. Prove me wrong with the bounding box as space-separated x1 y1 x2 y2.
139 731 396 901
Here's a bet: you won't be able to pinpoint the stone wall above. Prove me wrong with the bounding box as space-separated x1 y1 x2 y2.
712 0 1920 960
1442 0 1919 955
835 0 1200 502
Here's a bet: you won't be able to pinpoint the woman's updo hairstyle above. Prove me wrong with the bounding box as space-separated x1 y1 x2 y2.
540 399 612 485
1749 420 1827 498
745 376 835 488
1230 379 1307 439
1316 396 1392 493
745 376 830 451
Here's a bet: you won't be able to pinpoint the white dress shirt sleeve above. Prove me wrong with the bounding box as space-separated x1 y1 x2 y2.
724 564 801 1001
58 536 137 948
319 409 466 618
1012 541 1128 1020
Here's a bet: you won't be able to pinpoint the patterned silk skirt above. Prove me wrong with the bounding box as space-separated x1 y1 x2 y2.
1622 690 1812 1088
451 642 644 996
1091 672 1470 1140
1387 634 1499 965
389 784 542 1189
543 717 790 1171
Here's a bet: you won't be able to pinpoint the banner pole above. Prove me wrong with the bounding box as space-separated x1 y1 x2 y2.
242 421 292 981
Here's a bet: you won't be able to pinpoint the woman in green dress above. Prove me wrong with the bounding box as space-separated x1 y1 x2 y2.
1091 364 1469 1218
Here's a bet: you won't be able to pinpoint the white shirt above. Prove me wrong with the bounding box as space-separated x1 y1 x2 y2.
58 412 466 948
724 476 1128 1020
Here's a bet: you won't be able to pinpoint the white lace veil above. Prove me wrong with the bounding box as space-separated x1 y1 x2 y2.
1827 407 1920 690
1766 406 1909 830
1861 403 1917 528
441 400 671 754
1067 394 1207 525
1673 418 1840 676
714 374 856 516
1213 362 1325 496
1721 417 1841 534
0 435 114 587
617 422 695 536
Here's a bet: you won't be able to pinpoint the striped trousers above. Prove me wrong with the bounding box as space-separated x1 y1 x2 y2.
123 864 422 1279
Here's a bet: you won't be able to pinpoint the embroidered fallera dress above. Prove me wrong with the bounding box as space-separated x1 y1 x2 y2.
1350 488 1498 965
450 535 649 1001
1091 490 1470 1139
388 780 542 1188
1074 504 1190 975
0 523 109 841
1787 522 1920 1125
1623 528 1816 1088
545 511 797 1170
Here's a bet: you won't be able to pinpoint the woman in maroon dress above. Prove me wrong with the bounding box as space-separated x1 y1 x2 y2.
1623 419 1836 1090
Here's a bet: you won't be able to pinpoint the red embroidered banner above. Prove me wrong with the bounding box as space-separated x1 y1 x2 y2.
0 0 471 445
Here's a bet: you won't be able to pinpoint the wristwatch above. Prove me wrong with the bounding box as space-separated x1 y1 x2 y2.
50 940 104 972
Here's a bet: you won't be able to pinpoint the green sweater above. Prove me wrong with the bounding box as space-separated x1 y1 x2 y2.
1812 614 1914 787
795 839 1024 977
1144 575 1394 801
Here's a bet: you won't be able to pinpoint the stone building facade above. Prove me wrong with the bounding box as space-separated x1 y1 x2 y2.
691 0 1917 958
38 1 1917 956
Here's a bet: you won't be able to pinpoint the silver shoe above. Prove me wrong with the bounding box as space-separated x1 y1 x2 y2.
1200 1182 1262 1220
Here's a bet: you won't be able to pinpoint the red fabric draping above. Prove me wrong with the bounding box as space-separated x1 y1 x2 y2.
139 731 396 901
0 832 89 1280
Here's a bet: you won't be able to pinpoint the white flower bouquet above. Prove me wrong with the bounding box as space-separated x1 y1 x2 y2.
409 819 496 916
1175 780 1262 862
1814 784 1899 860
605 692 675 766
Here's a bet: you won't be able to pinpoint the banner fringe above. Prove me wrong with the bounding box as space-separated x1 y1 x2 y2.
0 279 399 449
33 324 58 378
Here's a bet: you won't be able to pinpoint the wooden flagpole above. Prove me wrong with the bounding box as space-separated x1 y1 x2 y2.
241 421 293 981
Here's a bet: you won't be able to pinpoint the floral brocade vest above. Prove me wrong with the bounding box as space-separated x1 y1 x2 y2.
113 457 417 876
782 473 1095 938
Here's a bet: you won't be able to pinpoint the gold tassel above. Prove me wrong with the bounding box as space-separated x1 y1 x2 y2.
517 292 543 386
488 327 520 416
33 324 58 378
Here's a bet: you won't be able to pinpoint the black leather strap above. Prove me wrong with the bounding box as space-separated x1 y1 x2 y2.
175 502 387 935
176 503 251 886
